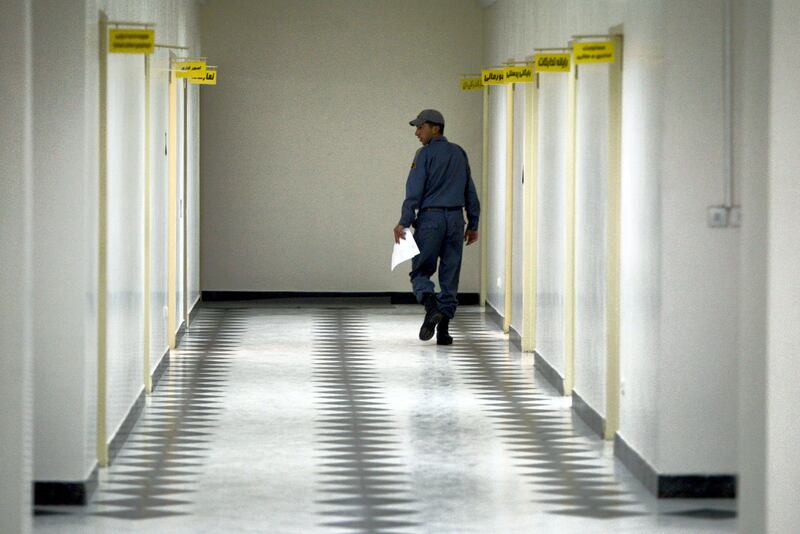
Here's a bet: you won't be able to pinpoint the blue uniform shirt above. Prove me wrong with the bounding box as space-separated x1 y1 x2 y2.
398 136 480 231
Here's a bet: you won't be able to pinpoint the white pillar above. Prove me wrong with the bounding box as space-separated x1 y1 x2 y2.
734 0 769 530
764 1 800 530
0 0 33 531
32 0 98 487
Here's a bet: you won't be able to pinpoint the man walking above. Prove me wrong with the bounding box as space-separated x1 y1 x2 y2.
393 109 480 345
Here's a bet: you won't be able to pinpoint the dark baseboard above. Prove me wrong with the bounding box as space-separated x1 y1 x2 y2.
34 465 98 506
152 348 170 391
508 327 522 351
571 389 606 438
533 351 565 395
175 320 187 347
200 291 480 306
108 388 146 463
614 432 659 495
112 346 174 462
483 302 505 330
189 297 202 321
658 475 736 498
455 293 480 305
614 433 736 498
390 292 421 304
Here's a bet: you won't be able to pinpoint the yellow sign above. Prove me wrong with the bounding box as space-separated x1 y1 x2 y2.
109 29 154 54
481 69 506 85
190 69 217 85
504 65 533 83
460 77 483 91
175 60 206 78
534 53 571 72
573 41 615 63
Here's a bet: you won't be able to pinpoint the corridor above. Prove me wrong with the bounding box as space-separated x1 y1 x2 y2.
33 302 737 533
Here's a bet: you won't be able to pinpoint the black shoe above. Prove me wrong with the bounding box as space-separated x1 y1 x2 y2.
419 294 444 341
436 317 453 345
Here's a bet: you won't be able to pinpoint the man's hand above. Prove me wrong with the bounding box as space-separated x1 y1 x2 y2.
394 224 407 244
464 229 479 246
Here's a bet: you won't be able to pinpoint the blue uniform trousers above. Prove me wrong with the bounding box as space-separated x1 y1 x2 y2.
410 209 465 319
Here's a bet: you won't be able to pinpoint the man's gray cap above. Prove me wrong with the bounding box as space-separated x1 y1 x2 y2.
409 109 445 127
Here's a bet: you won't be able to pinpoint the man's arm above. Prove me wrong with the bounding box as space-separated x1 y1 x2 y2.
395 148 427 242
463 152 480 232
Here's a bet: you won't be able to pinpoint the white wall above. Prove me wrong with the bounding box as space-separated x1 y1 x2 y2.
484 0 738 476
106 41 146 446
99 0 202 454
764 1 800 529
618 2 664 471
188 70 201 310
656 0 738 474
574 60 610 416
149 45 171 375
0 1 33 530
534 73 568 376
176 78 186 325
510 86 525 334
199 0 484 293
32 0 202 482
486 86 507 310
33 0 99 482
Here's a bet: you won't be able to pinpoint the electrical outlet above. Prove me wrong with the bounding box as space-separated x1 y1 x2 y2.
707 206 728 228
496 277 502 289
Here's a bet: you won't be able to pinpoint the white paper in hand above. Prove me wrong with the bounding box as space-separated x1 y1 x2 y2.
391 228 420 271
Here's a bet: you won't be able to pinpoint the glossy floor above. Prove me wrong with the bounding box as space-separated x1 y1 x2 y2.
34 302 737 533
